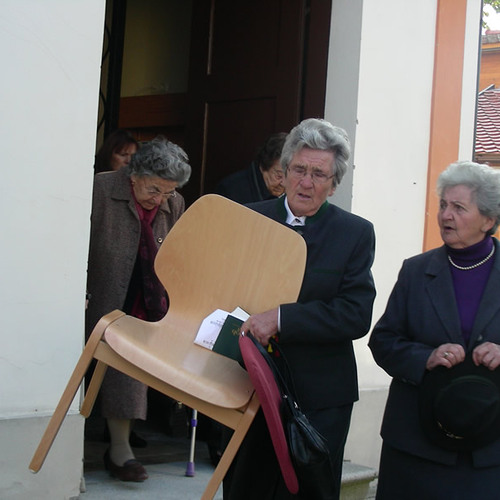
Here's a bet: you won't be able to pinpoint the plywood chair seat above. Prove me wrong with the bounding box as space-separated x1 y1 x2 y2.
103 314 253 409
30 194 307 499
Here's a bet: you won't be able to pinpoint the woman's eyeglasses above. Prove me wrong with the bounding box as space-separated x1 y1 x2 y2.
141 178 177 199
268 167 285 182
145 187 177 199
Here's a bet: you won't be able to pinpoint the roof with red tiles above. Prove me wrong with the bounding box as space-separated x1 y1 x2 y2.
482 30 500 44
475 86 500 156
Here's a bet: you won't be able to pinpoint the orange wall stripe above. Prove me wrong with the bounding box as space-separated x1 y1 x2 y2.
423 0 468 251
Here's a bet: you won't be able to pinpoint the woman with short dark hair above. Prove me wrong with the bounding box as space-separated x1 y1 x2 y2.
215 132 288 203
94 129 139 174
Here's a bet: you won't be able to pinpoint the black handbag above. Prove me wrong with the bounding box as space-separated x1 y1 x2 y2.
247 333 336 500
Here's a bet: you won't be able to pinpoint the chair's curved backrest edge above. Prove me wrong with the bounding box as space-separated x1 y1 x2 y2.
154 194 306 316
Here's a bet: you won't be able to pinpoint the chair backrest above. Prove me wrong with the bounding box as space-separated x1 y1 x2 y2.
103 195 307 409
28 195 307 481
154 194 307 332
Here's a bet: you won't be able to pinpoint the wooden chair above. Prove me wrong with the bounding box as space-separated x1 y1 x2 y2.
29 194 306 499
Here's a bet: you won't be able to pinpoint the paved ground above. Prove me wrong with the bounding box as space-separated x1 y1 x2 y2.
80 398 377 499
82 399 223 499
81 460 222 499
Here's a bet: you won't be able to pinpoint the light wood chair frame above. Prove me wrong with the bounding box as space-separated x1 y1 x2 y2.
29 194 306 499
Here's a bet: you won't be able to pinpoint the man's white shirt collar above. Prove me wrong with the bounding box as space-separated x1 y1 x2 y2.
284 197 306 226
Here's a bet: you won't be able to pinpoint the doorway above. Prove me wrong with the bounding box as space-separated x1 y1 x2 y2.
87 0 333 467
97 0 332 206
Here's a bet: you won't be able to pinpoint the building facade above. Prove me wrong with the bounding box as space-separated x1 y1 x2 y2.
0 1 483 498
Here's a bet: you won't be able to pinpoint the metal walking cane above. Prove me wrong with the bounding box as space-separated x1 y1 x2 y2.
185 408 198 476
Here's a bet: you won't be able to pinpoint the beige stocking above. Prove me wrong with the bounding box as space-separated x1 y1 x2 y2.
107 418 134 466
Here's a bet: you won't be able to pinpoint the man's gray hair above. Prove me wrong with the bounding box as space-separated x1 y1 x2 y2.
281 118 351 187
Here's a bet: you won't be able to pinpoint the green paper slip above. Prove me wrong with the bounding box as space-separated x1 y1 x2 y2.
212 314 244 362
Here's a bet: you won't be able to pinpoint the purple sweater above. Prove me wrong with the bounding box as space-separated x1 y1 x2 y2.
447 236 495 346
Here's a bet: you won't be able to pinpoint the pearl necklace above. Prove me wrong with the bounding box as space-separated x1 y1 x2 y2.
447 245 495 271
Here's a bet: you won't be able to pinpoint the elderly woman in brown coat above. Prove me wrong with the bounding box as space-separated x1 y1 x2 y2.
86 136 191 482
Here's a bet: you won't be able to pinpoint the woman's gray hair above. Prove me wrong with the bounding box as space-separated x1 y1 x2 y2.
125 136 191 187
437 160 500 235
280 118 351 187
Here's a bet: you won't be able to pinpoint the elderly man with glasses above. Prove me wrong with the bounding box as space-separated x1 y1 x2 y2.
223 118 377 500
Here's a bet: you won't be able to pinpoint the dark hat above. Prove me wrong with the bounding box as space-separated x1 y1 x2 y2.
419 355 500 451
239 334 299 494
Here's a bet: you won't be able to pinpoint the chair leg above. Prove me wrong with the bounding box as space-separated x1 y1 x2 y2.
80 360 107 418
201 393 260 500
29 310 125 473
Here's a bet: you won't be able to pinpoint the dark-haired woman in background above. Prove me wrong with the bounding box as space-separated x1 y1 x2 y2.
94 129 139 174
215 132 287 203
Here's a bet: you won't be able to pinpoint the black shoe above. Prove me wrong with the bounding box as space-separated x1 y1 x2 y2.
103 449 148 482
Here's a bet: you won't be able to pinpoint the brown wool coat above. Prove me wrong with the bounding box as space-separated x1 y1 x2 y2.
86 168 185 419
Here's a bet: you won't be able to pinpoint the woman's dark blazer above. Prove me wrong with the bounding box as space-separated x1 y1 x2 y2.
369 238 500 467
215 161 273 204
248 196 376 411
85 168 185 338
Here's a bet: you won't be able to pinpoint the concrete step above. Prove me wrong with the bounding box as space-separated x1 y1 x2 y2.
341 461 378 500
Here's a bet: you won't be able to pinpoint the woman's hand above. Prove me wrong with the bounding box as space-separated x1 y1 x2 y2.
426 343 465 370
473 342 500 371
241 308 279 346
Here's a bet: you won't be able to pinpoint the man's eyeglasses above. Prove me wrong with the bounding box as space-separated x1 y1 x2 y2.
287 165 334 184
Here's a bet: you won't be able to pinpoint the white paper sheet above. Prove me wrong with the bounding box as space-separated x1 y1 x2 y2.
194 307 249 350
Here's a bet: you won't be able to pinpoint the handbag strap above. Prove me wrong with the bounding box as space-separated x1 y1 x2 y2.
246 333 302 408
268 337 302 406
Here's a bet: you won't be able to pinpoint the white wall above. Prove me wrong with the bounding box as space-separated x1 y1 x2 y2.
352 0 482 392
0 1 105 498
325 0 363 211
324 0 438 470
324 0 483 470
0 0 484 493
352 0 438 390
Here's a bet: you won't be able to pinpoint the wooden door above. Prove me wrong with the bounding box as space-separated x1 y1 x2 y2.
183 0 308 205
